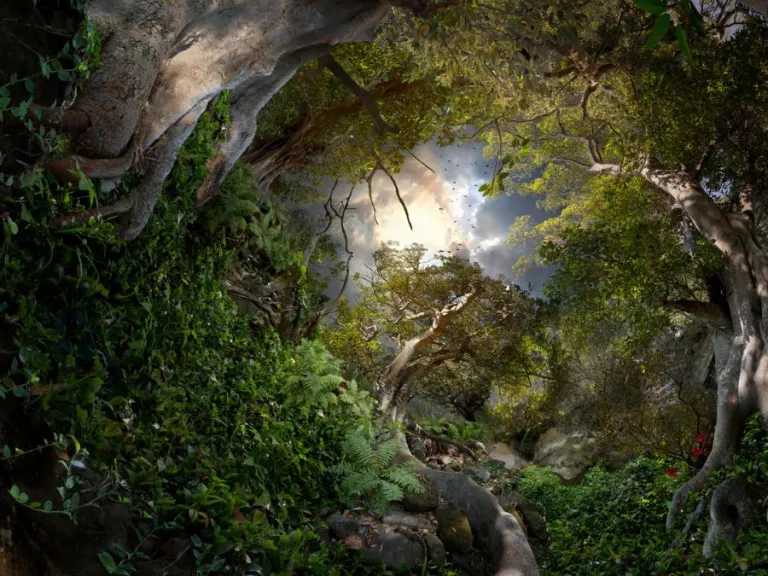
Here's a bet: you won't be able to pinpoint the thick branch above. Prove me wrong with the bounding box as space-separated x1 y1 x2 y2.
320 54 395 135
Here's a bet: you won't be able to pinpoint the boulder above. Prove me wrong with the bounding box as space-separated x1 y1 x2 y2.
435 504 473 553
382 509 432 531
362 530 426 569
409 436 427 461
402 477 440 512
463 466 491 483
326 514 360 540
500 491 547 543
533 427 598 484
423 533 446 568
488 442 529 471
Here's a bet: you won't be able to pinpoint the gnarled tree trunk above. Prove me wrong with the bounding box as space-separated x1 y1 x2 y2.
54 0 392 237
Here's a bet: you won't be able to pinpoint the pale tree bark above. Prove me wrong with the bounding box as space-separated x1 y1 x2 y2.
580 158 768 544
53 0 392 237
562 141 768 548
196 45 331 204
377 288 479 421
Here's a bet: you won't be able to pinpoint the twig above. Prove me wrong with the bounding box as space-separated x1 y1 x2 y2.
365 165 379 225
373 151 413 230
404 148 435 173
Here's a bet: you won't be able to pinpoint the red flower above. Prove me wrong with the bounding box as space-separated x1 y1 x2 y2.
692 447 704 457
696 433 706 444
666 467 679 478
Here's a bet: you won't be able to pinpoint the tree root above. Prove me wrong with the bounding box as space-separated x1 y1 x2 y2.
46 141 136 181
665 495 709 558
703 475 762 557
49 194 136 228
419 464 539 575
407 430 478 460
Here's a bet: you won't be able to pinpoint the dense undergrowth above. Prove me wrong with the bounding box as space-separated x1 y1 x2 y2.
1 2 767 576
0 14 396 569
512 415 768 575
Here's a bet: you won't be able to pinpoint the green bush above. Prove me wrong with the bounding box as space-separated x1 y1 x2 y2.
0 90 380 574
513 426 768 575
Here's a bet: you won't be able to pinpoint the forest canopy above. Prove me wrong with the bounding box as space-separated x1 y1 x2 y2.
1 0 768 575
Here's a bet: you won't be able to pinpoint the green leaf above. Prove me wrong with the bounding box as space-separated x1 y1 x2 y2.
9 485 19 498
2 445 10 458
39 57 50 79
253 490 270 507
191 534 203 548
646 14 671 51
675 26 692 59
20 206 33 223
24 77 35 94
7 217 18 236
98 550 117 573
105 421 123 437
634 0 668 14
43 500 53 512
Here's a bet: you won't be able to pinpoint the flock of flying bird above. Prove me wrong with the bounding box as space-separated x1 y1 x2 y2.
433 147 498 256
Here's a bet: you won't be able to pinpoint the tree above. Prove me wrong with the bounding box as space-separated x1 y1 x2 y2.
45 0 459 239
204 165 354 343
457 1 768 552
323 242 538 422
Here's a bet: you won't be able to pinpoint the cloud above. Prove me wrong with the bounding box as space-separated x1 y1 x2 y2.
321 140 553 299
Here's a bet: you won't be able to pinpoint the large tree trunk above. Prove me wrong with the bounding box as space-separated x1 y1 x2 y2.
54 0 390 237
638 160 768 540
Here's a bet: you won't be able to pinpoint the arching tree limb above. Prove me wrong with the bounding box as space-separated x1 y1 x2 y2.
320 54 396 135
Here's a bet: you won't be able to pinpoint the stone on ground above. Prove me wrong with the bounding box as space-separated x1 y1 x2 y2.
435 503 473 553
463 466 491 483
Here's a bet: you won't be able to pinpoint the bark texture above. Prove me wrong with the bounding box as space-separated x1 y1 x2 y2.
59 0 391 237
581 156 768 544
377 288 478 422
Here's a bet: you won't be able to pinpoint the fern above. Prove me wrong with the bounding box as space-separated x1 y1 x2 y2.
283 341 371 419
329 428 423 514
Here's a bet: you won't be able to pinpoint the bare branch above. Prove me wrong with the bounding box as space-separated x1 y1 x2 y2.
366 165 379 225
372 149 413 230
404 148 436 173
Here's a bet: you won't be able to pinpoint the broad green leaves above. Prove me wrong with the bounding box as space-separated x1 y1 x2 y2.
645 14 671 51
635 0 668 15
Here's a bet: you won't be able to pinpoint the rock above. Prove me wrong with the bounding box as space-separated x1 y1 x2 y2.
362 530 426 569
326 514 361 539
344 534 364 550
409 436 427 461
463 466 491 483
423 533 445 568
488 442 529 470
533 428 598 484
382 509 432 531
500 491 547 543
402 477 440 512
435 504 473 553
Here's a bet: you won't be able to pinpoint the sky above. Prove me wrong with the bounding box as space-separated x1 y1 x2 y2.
323 140 552 300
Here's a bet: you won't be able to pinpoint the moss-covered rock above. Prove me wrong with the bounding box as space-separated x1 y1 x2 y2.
402 476 441 512
436 504 473 553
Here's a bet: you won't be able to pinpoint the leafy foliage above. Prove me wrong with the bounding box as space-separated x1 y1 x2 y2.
0 68 374 575
513 441 768 574
329 427 422 514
